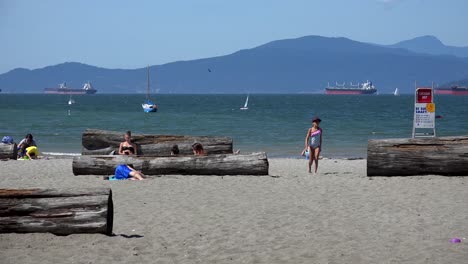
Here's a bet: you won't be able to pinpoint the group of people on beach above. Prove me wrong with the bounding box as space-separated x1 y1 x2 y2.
111 130 207 180
1 133 40 160
118 131 206 157
115 115 323 180
8 117 322 177
18 134 40 160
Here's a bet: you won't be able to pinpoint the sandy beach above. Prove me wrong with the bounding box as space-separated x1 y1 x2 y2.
1 157 467 264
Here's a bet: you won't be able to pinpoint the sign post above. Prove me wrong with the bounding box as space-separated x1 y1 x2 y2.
412 86 436 138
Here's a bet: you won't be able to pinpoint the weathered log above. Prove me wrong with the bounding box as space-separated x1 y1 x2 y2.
73 152 269 176
0 143 17 160
81 129 233 155
367 136 468 176
0 188 113 235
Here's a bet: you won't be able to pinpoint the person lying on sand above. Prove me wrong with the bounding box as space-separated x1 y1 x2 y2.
104 164 145 180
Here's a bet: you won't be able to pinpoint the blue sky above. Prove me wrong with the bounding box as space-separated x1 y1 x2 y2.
1 0 467 74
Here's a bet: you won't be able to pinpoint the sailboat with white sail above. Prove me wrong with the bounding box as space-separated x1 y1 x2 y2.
393 88 400 96
142 66 158 113
68 95 75 105
240 95 249 110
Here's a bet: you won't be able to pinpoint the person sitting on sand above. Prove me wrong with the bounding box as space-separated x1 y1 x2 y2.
304 117 323 174
17 133 36 158
119 131 137 155
171 144 179 155
110 164 145 180
192 142 206 156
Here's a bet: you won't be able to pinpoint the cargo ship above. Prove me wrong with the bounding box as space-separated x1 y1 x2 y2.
44 82 97 95
325 80 377 95
435 85 468 95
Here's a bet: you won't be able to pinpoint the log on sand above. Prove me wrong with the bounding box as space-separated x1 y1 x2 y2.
73 152 269 176
0 143 17 160
367 135 468 176
0 188 113 235
81 129 233 155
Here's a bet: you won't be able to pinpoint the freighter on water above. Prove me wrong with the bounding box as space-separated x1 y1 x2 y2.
325 80 377 95
435 85 468 95
44 82 97 95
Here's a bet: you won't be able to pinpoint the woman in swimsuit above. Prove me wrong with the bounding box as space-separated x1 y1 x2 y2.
119 131 137 155
304 117 323 174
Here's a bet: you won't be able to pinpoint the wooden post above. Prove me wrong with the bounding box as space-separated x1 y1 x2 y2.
0 143 17 160
0 188 113 235
367 136 468 176
81 129 233 155
73 152 269 176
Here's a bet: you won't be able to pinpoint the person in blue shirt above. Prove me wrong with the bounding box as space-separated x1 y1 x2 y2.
113 164 145 180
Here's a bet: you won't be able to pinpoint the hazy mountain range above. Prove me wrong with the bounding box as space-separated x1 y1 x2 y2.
389 35 468 58
1 35 467 94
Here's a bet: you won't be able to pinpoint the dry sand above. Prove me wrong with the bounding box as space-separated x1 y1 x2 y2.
0 157 467 264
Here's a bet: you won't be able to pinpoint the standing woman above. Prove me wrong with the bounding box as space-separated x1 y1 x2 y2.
304 117 323 173
119 131 138 155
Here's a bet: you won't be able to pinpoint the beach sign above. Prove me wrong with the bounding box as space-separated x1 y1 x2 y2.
414 103 435 128
412 87 435 137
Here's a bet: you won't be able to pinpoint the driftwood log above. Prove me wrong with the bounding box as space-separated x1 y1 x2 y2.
0 188 113 235
367 136 468 176
73 152 269 176
82 129 233 155
0 143 17 160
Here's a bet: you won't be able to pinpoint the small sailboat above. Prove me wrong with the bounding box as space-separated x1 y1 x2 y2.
393 88 400 96
142 66 158 113
240 95 249 110
68 95 75 105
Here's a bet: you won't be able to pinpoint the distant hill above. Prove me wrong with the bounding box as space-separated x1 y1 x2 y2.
1 35 468 94
388 35 468 58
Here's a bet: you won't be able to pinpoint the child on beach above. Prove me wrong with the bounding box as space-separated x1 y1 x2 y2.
25 146 39 160
303 117 323 174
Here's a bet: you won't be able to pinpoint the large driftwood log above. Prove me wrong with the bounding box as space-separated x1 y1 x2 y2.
0 188 113 235
73 152 269 176
0 143 17 160
367 136 468 176
81 129 233 155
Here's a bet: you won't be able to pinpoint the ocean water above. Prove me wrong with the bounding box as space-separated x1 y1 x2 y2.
0 94 467 158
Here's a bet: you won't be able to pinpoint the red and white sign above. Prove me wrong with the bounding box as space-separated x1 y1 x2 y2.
416 88 433 103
